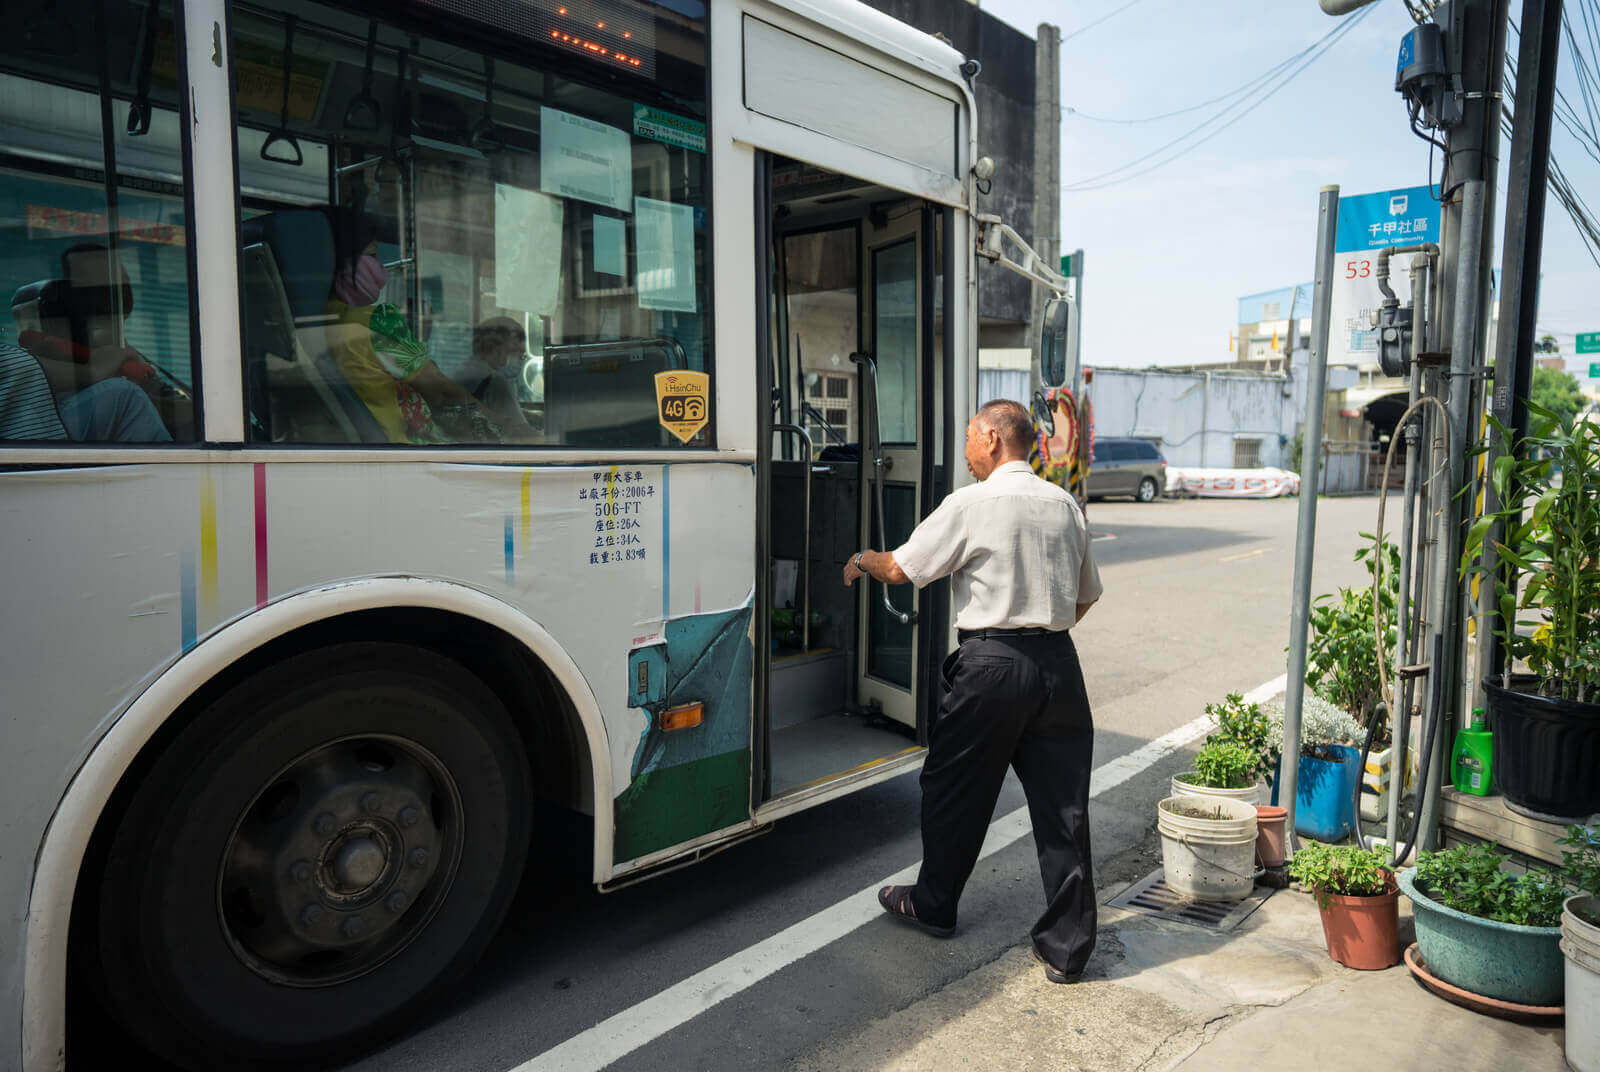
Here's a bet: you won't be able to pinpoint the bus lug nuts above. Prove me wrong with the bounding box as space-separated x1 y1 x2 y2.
299 904 326 927
290 859 313 883
361 792 382 814
399 806 420 827
313 812 336 836
341 915 366 938
386 891 408 913
408 847 429 869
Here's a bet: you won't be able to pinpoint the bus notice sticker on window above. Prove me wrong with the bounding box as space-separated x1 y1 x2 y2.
633 104 705 153
654 370 710 443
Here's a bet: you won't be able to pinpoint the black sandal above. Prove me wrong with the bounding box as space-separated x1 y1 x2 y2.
877 885 955 938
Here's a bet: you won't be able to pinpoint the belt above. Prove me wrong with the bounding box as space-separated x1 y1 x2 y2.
957 627 1062 643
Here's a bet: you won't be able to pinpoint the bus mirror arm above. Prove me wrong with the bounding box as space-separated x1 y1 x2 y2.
849 352 917 627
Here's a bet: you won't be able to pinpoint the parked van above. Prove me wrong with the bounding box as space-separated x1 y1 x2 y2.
1089 438 1167 502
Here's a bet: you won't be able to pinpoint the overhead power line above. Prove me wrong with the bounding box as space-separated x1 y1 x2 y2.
1064 48 1308 125
1060 6 1375 193
1060 0 1148 46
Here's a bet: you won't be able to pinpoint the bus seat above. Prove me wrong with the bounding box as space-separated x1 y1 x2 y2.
240 209 387 444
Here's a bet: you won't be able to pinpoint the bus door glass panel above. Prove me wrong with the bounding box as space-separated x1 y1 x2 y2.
857 221 922 728
0 0 197 444
771 225 857 658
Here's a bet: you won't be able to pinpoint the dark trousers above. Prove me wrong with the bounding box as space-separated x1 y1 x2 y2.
912 630 1096 974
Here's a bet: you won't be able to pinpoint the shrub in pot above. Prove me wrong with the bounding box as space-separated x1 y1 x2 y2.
1305 535 1400 736
1171 741 1261 804
1288 842 1400 970
1560 825 1600 1071
1265 695 1363 840
1461 406 1600 822
1399 840 1566 1006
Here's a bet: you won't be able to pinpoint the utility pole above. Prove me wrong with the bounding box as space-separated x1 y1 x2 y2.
1475 0 1564 701
1030 23 1061 392
1413 0 1509 851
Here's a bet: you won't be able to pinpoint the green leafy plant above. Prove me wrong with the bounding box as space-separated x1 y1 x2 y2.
1264 693 1362 761
1559 824 1600 901
1530 366 1586 425
1288 842 1393 907
1190 741 1257 790
1462 407 1600 704
1304 535 1400 731
1204 692 1279 781
1414 842 1568 927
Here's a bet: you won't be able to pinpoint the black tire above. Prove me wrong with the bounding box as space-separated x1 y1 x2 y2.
1137 476 1159 503
93 643 530 1069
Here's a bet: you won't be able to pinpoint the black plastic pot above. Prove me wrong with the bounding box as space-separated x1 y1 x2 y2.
1485 676 1600 822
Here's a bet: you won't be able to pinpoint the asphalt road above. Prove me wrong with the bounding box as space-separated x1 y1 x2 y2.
75 493 1388 1071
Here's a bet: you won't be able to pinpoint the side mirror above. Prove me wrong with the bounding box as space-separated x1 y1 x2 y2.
1039 296 1077 389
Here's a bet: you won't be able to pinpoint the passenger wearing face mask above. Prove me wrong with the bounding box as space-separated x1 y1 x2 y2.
326 242 498 444
453 316 536 440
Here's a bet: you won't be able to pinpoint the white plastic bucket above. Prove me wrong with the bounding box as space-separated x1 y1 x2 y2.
1170 774 1262 805
1157 794 1259 902
1563 895 1600 1072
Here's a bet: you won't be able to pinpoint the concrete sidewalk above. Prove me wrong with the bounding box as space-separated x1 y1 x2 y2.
791 874 1568 1071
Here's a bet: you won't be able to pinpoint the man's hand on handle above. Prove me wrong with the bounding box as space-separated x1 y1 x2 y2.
843 549 909 587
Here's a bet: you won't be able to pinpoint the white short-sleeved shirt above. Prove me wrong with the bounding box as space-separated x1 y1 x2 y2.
891 460 1103 632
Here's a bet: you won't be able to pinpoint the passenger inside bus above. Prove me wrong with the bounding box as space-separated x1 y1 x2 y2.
325 233 502 444
458 317 537 439
7 245 172 443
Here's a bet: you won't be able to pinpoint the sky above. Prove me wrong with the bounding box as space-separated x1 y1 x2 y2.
975 0 1600 378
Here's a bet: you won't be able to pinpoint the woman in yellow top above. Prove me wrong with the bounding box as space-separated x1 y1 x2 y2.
325 247 496 443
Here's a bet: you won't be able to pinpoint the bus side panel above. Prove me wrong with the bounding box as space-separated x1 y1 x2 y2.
0 458 755 1049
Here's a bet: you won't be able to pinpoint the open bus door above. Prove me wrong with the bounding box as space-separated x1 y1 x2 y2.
754 154 950 806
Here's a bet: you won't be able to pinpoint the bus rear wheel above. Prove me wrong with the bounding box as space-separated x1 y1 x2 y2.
91 642 530 1069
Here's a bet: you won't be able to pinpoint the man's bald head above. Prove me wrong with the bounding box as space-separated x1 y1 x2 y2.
975 399 1033 458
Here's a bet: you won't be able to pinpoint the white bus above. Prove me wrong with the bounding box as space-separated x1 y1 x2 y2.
0 0 1070 1066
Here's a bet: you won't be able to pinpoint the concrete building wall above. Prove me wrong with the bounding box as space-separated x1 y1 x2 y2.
1089 367 1298 470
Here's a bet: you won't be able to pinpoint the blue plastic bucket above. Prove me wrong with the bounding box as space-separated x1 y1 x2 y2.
1269 745 1360 841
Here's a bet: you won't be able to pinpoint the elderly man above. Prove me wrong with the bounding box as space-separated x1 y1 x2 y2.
843 398 1102 983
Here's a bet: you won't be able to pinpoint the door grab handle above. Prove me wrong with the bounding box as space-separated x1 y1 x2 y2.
773 424 814 650
849 352 917 626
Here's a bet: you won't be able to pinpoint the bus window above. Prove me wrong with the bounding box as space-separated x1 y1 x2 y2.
0 0 197 444
232 0 711 447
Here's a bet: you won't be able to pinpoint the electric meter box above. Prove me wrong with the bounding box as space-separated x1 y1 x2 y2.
1395 23 1446 91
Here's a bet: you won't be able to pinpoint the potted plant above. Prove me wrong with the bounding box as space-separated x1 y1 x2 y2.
1560 825 1600 1071
1157 795 1258 902
1462 406 1600 821
1306 536 1400 820
1266 694 1364 841
1288 842 1400 970
1171 741 1261 805
1399 841 1567 1006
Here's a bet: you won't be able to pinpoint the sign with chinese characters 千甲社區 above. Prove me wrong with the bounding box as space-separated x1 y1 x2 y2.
1327 186 1442 367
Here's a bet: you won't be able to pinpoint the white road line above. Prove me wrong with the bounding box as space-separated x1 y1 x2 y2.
1219 547 1270 563
508 672 1290 1072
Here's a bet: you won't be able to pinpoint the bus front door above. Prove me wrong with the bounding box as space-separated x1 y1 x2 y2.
756 153 947 803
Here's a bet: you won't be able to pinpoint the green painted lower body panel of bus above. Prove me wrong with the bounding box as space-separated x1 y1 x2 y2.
613 600 754 863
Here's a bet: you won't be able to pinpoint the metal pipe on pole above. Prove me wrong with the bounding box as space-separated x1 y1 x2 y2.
1415 179 1487 851
1279 185 1339 854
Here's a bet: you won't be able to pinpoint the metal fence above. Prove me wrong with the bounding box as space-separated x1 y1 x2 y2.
1317 439 1401 495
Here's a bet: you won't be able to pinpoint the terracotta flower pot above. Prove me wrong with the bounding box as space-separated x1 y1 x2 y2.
1254 805 1287 868
1314 872 1401 970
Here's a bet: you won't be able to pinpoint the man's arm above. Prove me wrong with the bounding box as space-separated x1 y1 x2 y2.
1075 600 1096 625
842 549 910 587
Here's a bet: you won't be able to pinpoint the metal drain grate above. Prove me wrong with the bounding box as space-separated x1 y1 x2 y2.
1105 868 1272 931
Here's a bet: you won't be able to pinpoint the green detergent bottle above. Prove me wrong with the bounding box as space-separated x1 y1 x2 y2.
1452 707 1494 796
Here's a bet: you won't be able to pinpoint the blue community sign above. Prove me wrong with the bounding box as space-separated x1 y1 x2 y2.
1334 186 1442 253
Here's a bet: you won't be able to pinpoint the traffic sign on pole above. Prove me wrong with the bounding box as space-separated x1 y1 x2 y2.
1589 362 1600 379
1577 332 1600 354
